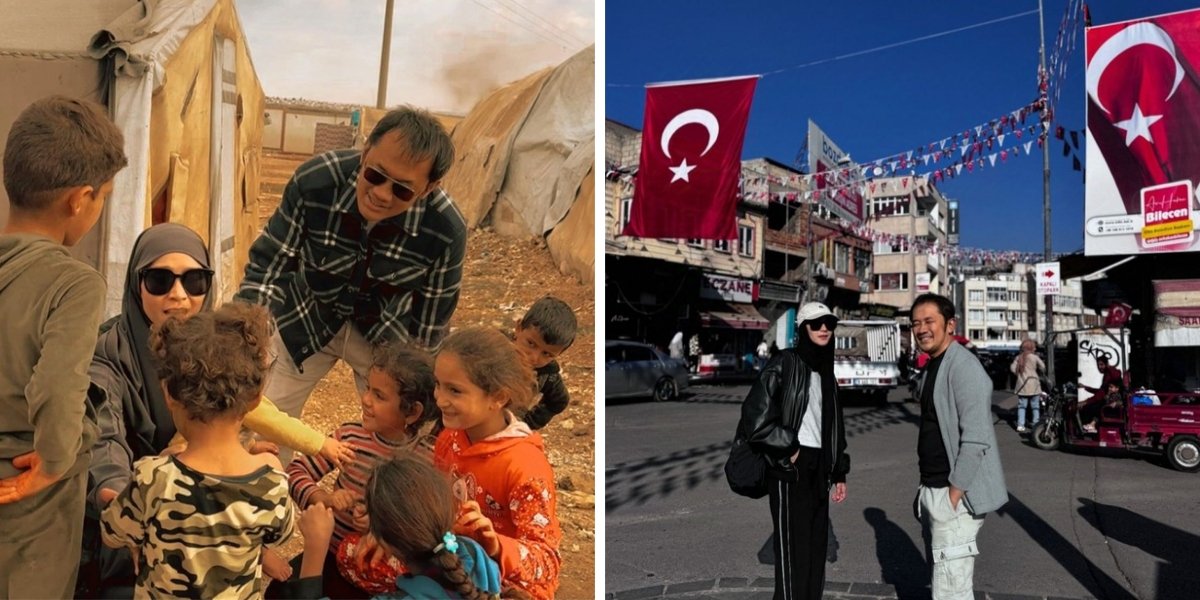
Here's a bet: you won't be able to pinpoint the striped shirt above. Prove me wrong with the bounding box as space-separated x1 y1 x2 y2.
286 423 418 549
236 150 466 365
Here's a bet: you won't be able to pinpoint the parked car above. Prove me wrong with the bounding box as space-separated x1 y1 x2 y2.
606 340 689 401
691 353 756 382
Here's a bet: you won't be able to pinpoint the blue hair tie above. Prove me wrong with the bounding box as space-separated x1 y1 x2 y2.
433 531 459 554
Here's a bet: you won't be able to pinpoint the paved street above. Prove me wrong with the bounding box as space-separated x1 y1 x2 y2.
605 385 1200 600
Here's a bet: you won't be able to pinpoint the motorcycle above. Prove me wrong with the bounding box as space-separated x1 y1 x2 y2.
1032 382 1200 472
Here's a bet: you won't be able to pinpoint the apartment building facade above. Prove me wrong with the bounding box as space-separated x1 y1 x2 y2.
861 176 950 311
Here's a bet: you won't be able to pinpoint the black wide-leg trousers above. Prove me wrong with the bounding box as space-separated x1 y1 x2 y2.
767 446 829 600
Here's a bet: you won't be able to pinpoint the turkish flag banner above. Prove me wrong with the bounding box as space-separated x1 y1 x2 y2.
1085 8 1200 255
623 75 758 239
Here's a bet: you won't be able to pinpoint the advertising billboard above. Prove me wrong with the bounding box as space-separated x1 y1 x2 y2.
807 119 864 224
1085 8 1200 255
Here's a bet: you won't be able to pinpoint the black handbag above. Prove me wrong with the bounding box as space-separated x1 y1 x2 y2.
725 433 767 499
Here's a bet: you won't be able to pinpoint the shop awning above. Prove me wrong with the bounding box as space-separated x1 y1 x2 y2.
700 303 769 330
1154 279 1200 347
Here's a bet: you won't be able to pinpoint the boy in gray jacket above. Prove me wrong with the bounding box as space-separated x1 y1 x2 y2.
911 293 1008 600
0 96 126 598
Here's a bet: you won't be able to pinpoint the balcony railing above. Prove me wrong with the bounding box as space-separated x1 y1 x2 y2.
764 229 808 254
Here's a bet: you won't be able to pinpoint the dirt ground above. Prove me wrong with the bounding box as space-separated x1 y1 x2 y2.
280 228 595 598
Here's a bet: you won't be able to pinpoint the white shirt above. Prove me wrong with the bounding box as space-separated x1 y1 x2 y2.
797 371 823 448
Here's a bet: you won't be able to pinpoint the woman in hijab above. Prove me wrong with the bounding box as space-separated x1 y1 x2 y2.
1009 339 1044 433
77 224 350 594
741 302 849 600
77 223 215 593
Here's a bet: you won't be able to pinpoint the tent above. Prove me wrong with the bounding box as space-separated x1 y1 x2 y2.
442 45 594 283
0 0 265 316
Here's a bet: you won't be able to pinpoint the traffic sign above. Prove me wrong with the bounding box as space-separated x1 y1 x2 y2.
1035 261 1060 296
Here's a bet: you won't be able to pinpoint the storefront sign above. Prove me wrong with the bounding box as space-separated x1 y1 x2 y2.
700 272 757 303
915 273 931 293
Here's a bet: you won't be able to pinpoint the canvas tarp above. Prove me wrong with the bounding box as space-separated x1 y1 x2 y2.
443 44 595 282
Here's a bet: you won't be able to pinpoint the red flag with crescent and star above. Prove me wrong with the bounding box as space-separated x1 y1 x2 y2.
623 75 759 239
1085 8 1200 254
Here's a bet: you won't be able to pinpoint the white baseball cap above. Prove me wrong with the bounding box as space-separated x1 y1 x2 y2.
797 302 836 324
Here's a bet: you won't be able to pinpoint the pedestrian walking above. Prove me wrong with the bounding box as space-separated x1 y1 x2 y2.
1010 339 1045 433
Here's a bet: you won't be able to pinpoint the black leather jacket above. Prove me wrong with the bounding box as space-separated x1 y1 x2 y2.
739 349 849 485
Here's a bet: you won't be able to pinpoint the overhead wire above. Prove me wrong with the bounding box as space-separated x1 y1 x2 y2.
494 0 588 47
467 0 577 51
608 9 1039 87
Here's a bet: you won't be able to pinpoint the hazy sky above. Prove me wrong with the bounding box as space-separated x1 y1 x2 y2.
238 0 593 113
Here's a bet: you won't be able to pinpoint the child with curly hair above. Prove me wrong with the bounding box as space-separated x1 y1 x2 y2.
433 327 561 600
98 302 295 599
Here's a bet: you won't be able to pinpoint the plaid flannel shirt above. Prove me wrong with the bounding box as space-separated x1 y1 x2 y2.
237 149 466 366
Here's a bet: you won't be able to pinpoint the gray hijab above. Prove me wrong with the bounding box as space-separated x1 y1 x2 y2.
95 223 213 451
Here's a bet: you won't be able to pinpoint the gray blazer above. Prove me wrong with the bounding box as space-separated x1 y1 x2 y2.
921 342 1008 514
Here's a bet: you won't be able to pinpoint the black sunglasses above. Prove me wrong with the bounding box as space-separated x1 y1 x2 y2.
140 268 213 296
806 316 839 332
361 165 417 203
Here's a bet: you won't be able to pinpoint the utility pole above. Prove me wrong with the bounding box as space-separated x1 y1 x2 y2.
376 0 395 108
1038 0 1056 386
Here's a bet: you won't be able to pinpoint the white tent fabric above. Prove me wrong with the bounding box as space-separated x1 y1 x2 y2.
90 0 217 316
495 45 595 235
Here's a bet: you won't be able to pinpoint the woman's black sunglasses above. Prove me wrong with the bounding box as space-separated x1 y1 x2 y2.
140 268 213 296
807 316 839 331
361 165 417 203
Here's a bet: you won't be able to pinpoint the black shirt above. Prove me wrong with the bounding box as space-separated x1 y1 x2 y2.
918 353 951 487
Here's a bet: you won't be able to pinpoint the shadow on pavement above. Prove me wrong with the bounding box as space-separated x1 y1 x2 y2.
606 404 925 511
865 507 930 600
996 493 1136 600
605 441 729 512
1076 497 1200 600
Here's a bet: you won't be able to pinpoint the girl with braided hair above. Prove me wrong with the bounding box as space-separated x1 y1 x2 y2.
288 450 525 599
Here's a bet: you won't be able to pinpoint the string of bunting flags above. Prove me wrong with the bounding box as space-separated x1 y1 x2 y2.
604 162 1050 266
608 99 1052 205
1045 0 1086 116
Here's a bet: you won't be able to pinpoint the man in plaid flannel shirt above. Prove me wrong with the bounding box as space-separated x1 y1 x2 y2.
236 106 466 432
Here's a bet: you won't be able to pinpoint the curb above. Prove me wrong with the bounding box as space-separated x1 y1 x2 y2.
607 578 1098 600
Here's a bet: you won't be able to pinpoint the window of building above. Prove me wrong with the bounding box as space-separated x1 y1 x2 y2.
854 250 871 280
619 197 632 233
968 309 984 323
987 309 1005 321
835 336 858 350
871 196 910 216
987 288 1006 302
969 329 984 340
873 237 910 255
714 239 731 253
738 225 754 257
834 243 851 274
686 238 705 249
1008 291 1021 302
968 290 984 303
875 272 909 291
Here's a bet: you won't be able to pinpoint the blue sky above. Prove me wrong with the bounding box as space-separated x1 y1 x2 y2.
605 1 1200 254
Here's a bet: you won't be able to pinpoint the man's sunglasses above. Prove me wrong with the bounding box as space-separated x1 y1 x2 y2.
140 268 214 296
361 165 417 203
807 316 839 332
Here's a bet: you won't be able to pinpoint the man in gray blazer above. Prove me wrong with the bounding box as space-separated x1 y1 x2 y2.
911 293 1008 600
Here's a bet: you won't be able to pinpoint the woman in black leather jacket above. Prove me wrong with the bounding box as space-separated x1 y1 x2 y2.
741 302 849 600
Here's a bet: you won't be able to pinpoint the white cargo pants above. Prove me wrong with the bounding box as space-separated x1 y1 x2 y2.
917 485 986 600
